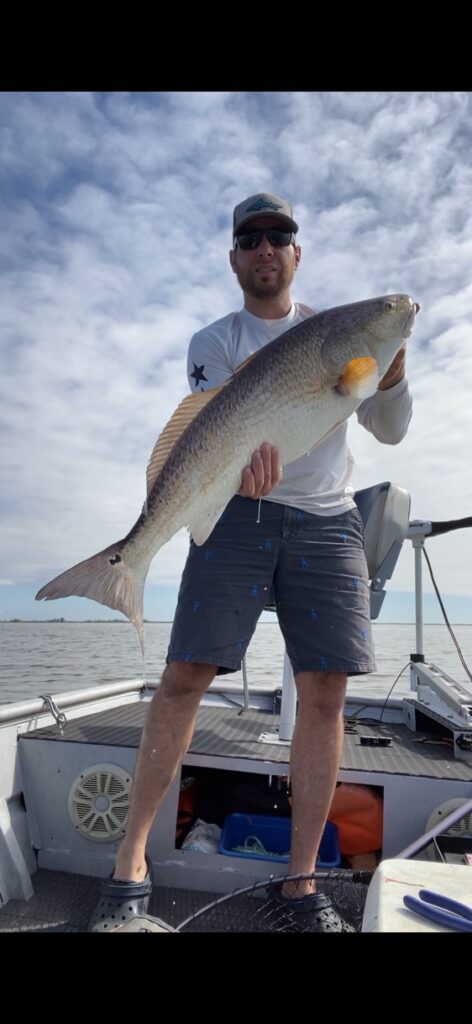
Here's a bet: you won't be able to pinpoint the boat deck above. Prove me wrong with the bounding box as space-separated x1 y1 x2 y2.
21 700 472 782
4 700 471 931
0 869 221 932
0 867 370 933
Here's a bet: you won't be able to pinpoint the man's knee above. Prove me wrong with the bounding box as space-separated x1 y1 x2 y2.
295 671 347 716
160 660 217 698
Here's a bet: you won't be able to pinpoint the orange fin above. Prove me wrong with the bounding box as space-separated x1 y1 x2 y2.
336 357 379 399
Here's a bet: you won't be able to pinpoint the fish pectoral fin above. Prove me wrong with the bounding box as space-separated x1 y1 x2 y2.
336 356 379 399
188 502 229 546
146 386 223 497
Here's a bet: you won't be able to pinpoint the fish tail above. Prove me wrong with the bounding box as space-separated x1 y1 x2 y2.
35 541 149 644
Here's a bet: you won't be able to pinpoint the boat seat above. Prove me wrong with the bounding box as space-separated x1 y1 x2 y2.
354 481 411 619
263 481 411 620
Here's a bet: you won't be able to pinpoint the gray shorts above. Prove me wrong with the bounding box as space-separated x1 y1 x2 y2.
167 496 376 677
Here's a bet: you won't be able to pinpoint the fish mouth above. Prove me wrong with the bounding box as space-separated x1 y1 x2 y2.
403 299 420 338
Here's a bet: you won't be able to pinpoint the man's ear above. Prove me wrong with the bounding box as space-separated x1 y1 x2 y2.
229 248 238 273
294 244 301 269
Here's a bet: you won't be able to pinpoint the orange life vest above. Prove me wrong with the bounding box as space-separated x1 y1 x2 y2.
328 783 383 856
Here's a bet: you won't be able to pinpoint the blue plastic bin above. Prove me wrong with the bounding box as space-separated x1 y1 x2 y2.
219 814 340 867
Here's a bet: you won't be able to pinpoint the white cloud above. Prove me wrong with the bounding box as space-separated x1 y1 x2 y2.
1 90 472 622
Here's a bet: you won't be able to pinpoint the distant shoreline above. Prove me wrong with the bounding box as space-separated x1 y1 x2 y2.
2 619 471 627
1 618 172 624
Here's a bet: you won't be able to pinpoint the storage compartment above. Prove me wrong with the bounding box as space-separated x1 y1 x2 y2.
176 766 290 846
219 813 340 867
434 833 472 864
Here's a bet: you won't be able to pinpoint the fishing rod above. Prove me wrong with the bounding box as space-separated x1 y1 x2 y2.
407 516 472 539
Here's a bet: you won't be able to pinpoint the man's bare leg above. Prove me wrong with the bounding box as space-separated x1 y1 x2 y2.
113 661 216 882
283 671 347 897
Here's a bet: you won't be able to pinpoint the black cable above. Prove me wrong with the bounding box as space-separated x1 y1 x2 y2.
347 542 472 726
377 662 411 722
422 547 472 685
345 662 411 727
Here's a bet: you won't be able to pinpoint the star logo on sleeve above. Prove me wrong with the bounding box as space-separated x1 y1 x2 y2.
190 362 208 387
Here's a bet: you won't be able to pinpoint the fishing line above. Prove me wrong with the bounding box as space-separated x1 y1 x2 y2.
141 625 148 689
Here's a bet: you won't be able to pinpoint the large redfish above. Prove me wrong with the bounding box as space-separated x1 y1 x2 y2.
36 294 419 644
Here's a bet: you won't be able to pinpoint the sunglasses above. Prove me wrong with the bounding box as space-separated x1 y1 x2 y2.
234 228 296 251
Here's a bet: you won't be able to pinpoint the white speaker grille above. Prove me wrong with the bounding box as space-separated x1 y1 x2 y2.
68 764 132 842
424 798 472 860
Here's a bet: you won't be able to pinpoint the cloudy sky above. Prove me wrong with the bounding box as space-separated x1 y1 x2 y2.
2 91 472 626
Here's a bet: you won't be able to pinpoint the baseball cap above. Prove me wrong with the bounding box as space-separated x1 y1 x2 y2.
233 192 299 237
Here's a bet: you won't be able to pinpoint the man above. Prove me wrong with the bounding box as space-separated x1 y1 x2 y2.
90 193 412 933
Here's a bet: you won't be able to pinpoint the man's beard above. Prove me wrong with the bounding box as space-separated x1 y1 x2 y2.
236 262 295 300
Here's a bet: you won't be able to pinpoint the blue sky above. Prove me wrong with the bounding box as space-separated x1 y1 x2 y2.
1 91 472 624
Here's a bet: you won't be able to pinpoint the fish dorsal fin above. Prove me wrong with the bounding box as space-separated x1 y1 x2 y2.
145 352 260 498
336 357 379 400
146 386 222 497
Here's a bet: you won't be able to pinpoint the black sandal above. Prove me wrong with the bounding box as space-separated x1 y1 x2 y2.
89 858 153 932
271 891 356 933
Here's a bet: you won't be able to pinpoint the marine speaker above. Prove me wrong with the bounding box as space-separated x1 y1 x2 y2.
68 764 132 842
424 798 472 860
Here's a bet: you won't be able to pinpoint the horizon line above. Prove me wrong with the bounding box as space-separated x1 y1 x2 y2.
2 619 472 626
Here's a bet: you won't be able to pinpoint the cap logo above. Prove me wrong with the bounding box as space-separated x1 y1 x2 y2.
245 197 282 213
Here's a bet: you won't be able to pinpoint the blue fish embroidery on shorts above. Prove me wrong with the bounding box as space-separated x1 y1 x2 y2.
340 532 348 544
236 638 245 650
320 656 328 670
263 538 273 551
353 576 361 591
361 628 369 640
251 585 259 598
300 558 309 569
192 600 200 613
296 510 304 522
204 549 214 561
184 652 192 662
310 608 319 622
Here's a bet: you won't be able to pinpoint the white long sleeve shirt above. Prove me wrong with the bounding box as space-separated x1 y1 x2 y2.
187 303 412 517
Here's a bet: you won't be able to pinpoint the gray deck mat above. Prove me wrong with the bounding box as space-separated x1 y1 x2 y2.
0 868 368 933
21 702 472 781
0 870 217 933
